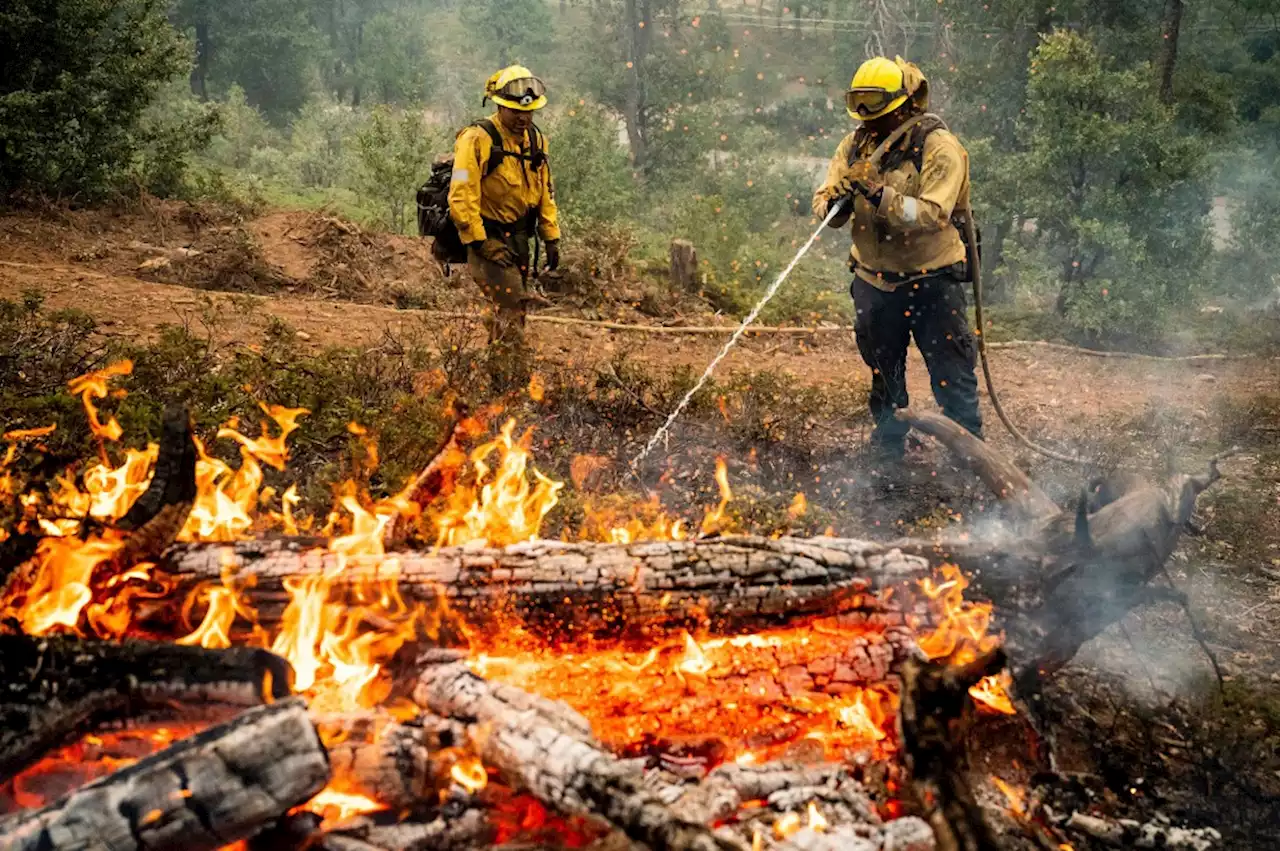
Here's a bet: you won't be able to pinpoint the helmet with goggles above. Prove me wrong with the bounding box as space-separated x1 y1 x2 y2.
845 56 910 120
484 65 547 111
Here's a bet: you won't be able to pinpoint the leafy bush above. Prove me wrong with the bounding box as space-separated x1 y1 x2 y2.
0 0 193 200
352 106 441 234
288 97 362 189
543 103 636 226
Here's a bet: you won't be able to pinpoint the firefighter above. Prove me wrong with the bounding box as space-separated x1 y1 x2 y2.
812 56 983 462
449 65 560 389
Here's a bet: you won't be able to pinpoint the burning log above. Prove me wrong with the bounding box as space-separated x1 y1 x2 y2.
897 649 1008 851
318 711 468 809
317 809 493 851
0 698 329 851
413 653 746 851
159 537 931 640
114 405 198 563
0 633 293 780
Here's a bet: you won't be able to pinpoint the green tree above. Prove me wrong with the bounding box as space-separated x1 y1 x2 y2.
0 0 193 199
460 0 554 68
543 103 636 225
353 105 438 232
172 0 322 120
1009 29 1211 336
358 7 435 105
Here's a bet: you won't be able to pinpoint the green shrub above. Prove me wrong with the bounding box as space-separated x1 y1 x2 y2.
353 106 441 234
0 0 193 200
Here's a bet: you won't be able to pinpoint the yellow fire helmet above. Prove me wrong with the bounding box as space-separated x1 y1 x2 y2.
484 65 548 111
846 56 928 121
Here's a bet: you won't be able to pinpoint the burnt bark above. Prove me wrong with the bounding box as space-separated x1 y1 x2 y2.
116 405 198 563
413 656 745 851
0 634 292 780
158 536 930 642
0 698 329 851
898 650 1008 851
318 711 467 809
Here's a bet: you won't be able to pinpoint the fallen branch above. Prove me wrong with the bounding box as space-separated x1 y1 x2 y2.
0 698 329 851
0 633 293 780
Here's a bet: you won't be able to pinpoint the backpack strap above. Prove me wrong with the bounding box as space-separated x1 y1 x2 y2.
882 114 948 174
473 118 506 177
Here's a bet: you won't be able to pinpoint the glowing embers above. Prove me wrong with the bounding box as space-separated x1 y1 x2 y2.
0 725 206 814
472 617 906 766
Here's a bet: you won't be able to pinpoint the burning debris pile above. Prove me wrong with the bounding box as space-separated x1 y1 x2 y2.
0 363 1227 851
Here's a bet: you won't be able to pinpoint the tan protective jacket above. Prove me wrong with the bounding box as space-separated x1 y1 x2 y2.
819 125 969 291
448 114 560 245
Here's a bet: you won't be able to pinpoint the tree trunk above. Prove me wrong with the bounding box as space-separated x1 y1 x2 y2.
670 239 699 293
156 536 931 642
1159 0 1184 104
191 20 210 100
0 699 329 851
623 0 649 171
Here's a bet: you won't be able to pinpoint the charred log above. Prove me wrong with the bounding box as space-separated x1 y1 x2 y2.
318 711 468 809
1060 812 1219 851
318 809 492 851
0 698 329 851
159 537 931 641
413 655 746 851
897 649 1008 851
0 633 292 780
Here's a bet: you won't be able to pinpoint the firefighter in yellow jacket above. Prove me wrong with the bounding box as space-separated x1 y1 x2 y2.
812 56 982 461
449 65 560 388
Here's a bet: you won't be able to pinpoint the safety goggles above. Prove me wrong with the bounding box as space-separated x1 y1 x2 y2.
494 76 546 106
845 85 908 118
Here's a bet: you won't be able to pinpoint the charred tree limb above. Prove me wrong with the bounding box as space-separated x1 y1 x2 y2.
898 650 1008 851
158 537 931 641
413 657 747 851
0 698 329 851
1060 812 1219 851
894 411 1059 523
116 405 198 563
0 633 293 781
317 809 493 851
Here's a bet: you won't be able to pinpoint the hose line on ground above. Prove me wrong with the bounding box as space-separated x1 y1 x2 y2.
959 203 1085 466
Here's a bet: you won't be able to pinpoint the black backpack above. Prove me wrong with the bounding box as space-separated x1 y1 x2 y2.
416 118 546 266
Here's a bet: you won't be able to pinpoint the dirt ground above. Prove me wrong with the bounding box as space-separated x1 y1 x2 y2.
2 203 1278 845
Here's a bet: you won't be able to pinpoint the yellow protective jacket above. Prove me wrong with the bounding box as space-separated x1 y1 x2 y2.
819 121 970 290
448 115 560 245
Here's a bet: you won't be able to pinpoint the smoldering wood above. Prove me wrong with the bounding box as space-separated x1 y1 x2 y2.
0 633 293 780
1061 812 1220 851
158 537 932 641
317 809 493 851
0 698 329 851
413 658 747 851
893 410 1225 691
318 710 468 809
897 649 1009 851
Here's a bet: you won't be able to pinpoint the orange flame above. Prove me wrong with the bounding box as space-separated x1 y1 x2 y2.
68 361 132 444
451 756 489 793
774 811 802 839
807 801 828 832
677 631 713 675
991 775 1027 817
434 418 563 547
788 491 807 520
915 564 1015 714
307 788 384 824
700 457 733 536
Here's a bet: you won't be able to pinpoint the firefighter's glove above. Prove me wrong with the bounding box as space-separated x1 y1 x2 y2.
475 238 516 268
544 239 560 272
